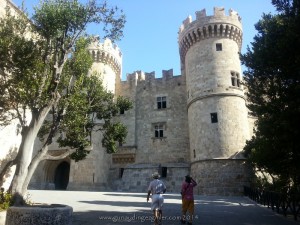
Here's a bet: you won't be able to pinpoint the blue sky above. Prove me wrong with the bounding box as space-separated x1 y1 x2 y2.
13 0 276 80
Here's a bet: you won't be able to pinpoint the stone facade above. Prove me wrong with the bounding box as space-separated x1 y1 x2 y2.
191 159 253 195
177 7 253 195
1 1 255 196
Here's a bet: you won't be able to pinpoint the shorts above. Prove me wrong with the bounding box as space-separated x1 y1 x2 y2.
151 194 164 210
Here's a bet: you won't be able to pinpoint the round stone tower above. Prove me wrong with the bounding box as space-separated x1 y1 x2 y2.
178 7 252 195
87 37 122 94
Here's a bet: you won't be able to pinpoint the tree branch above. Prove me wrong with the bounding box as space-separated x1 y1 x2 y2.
13 103 25 126
0 159 17 186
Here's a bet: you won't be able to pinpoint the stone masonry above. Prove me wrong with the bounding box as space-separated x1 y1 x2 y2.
0 1 255 196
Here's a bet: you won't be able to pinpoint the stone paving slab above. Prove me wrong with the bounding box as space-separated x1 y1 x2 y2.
26 190 299 225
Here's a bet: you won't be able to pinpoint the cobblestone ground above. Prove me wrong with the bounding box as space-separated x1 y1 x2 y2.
28 190 299 225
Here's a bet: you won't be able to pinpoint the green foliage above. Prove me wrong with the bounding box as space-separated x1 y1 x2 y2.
117 95 133 114
102 122 128 153
0 10 48 120
0 0 131 196
39 38 132 161
32 0 125 41
241 0 300 191
0 189 12 211
0 188 34 210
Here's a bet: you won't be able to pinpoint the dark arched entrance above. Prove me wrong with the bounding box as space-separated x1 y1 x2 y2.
54 161 70 190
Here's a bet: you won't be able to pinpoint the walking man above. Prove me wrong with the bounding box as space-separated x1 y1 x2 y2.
147 171 167 225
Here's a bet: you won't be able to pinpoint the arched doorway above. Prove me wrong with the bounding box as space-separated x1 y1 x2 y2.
54 161 70 190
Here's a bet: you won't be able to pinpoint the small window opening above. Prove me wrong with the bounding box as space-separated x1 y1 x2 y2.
119 168 124 178
211 113 218 123
216 43 222 51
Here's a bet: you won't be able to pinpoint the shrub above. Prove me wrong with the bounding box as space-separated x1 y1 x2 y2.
0 188 13 211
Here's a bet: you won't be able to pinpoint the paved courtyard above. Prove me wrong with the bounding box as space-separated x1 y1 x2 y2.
27 190 299 225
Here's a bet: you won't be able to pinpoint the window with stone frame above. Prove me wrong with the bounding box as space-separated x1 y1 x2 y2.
231 71 241 87
154 124 164 138
157 96 167 109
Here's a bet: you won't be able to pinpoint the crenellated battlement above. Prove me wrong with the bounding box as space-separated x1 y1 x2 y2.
122 69 177 85
178 7 243 62
87 37 122 76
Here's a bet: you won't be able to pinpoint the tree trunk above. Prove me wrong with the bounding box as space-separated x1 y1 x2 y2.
21 146 48 193
11 127 37 193
10 106 52 205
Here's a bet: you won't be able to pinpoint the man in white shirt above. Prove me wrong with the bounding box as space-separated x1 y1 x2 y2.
147 172 167 225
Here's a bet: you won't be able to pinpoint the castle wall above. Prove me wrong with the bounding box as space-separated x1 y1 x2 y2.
115 70 190 165
0 0 19 17
191 159 253 195
114 72 140 148
114 163 189 193
107 70 190 192
133 73 189 164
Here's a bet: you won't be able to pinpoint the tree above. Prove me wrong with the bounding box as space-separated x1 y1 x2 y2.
241 0 300 192
0 0 132 205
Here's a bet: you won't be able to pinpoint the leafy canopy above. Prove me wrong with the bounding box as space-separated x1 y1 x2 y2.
241 0 300 190
0 0 131 162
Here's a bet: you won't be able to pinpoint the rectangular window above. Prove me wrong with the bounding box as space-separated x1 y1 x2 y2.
216 43 222 51
211 113 218 123
155 124 164 138
231 71 240 87
157 96 167 109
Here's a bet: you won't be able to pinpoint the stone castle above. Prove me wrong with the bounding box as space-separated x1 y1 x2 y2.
0 0 255 195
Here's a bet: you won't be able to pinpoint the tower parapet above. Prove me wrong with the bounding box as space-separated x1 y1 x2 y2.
87 37 122 78
87 37 122 93
178 7 242 63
